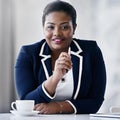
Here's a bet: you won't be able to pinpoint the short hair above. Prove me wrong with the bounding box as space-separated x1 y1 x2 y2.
42 0 77 26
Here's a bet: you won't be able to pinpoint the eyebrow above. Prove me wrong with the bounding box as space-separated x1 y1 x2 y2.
46 22 69 25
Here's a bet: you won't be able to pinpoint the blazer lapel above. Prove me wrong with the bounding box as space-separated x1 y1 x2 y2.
71 40 83 99
39 42 52 79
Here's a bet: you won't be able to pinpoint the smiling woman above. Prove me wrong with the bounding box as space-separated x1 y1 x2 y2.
14 0 106 114
43 11 75 56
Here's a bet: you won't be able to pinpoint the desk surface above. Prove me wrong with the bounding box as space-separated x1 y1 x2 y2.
0 113 118 120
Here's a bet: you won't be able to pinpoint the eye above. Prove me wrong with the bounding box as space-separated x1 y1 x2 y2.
61 25 69 30
46 25 54 30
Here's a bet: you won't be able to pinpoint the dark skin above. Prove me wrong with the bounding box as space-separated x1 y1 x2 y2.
34 11 76 114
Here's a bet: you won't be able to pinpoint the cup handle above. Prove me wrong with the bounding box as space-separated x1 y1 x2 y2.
11 102 17 111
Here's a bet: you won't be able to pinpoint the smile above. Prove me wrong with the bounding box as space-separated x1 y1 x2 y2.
53 38 64 44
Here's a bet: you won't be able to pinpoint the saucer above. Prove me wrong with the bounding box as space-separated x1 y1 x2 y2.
10 110 40 116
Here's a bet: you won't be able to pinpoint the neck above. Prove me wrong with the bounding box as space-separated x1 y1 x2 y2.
51 48 69 70
51 48 69 60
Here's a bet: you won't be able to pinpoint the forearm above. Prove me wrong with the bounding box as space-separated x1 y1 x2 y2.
56 101 74 114
34 101 74 114
44 75 60 96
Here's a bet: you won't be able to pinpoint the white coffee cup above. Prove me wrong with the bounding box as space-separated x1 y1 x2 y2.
11 100 35 112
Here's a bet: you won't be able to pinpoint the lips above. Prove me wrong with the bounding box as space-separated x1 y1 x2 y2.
53 38 64 44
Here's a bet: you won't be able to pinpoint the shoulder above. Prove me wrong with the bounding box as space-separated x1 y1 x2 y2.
73 38 97 48
20 39 46 55
73 38 99 52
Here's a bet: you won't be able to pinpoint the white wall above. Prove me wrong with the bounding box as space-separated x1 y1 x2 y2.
0 0 16 112
14 0 57 56
96 0 120 112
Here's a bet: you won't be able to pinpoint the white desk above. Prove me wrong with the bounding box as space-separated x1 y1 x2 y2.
0 113 118 120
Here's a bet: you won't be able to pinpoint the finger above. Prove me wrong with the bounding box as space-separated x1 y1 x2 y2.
58 57 71 62
34 104 40 110
58 64 72 72
59 52 70 58
39 108 48 114
38 104 48 114
34 104 44 111
56 59 72 69
57 56 72 65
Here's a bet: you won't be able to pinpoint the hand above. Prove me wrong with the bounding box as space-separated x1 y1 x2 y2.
53 52 72 81
43 52 72 96
34 102 59 114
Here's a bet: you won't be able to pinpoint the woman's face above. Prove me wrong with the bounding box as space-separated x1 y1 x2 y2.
43 11 76 52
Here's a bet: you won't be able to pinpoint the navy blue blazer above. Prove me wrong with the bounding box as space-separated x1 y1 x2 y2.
15 38 106 114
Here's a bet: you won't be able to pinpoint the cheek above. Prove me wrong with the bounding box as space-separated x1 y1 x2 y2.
64 30 73 38
44 31 52 39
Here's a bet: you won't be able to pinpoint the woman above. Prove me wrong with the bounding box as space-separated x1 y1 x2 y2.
15 0 106 114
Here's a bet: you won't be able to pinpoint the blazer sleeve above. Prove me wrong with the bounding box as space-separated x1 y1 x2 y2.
14 46 54 104
70 42 106 114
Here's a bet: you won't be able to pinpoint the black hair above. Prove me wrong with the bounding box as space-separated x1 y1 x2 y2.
42 0 77 26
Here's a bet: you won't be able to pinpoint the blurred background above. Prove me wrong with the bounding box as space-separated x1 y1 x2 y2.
0 0 120 113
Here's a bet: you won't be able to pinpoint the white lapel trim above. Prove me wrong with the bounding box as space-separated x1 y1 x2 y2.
39 42 51 58
41 57 50 79
39 42 51 79
71 40 83 99
74 55 83 99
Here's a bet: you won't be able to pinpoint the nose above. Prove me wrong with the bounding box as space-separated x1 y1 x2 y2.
53 27 62 37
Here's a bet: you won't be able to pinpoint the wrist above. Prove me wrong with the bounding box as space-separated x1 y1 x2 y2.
56 101 74 114
44 76 56 95
52 73 62 82
56 102 63 114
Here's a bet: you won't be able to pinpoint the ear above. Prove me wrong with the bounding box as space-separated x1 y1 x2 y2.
73 24 77 35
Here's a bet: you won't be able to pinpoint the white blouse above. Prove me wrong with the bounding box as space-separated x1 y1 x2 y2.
52 68 74 101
